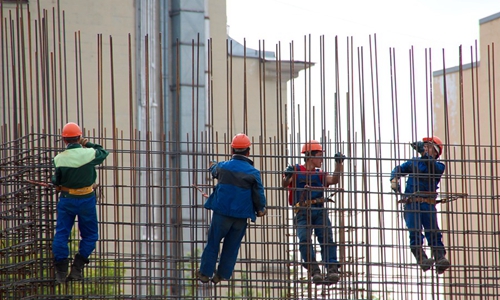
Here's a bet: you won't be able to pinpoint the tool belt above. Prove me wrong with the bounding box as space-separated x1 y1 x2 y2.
293 198 331 213
57 185 94 196
399 196 437 205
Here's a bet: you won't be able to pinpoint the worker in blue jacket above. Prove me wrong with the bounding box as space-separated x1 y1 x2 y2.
197 133 267 284
390 136 450 274
52 122 109 283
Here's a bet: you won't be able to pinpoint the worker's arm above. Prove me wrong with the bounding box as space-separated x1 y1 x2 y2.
326 152 345 185
282 176 293 188
79 138 109 165
326 161 343 185
51 158 60 185
281 164 294 188
208 160 219 179
390 158 416 180
252 170 267 216
390 159 416 193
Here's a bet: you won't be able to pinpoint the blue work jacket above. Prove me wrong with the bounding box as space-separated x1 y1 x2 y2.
204 154 267 222
390 154 445 195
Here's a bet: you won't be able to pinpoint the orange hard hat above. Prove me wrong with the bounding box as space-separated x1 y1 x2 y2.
62 122 82 138
301 140 323 154
423 136 443 156
231 133 251 149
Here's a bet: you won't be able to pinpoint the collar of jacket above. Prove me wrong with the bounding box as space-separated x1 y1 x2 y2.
66 143 83 149
232 154 254 165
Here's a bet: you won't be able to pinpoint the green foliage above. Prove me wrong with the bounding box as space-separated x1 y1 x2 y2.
66 258 125 296
181 248 202 297
63 230 125 296
0 228 125 297
180 249 265 299
227 271 263 298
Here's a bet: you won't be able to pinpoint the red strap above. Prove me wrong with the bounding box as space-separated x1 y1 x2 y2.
287 165 298 205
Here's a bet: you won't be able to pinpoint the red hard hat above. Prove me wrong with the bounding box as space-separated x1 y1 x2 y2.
62 122 82 138
423 136 443 156
231 133 251 149
301 140 323 154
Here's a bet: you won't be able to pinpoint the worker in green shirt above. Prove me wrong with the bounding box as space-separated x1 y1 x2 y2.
51 122 109 284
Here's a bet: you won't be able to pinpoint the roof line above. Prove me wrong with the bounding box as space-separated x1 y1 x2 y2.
432 62 478 77
227 36 276 59
480 11 500 25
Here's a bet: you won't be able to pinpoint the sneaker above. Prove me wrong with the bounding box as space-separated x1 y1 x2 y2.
435 257 450 274
196 270 210 283
419 258 435 272
212 273 224 284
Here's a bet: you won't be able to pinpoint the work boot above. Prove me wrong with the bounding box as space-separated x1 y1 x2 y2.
432 248 450 274
54 259 69 284
211 273 224 284
326 264 340 284
196 270 210 283
66 253 89 282
436 256 451 274
411 248 434 272
311 266 323 283
435 257 450 274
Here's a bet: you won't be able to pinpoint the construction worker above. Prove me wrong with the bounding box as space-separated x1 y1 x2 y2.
197 133 267 284
52 122 109 283
390 136 450 274
282 140 345 284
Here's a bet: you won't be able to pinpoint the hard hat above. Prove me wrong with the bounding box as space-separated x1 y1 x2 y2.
423 136 443 156
231 133 251 149
301 140 323 154
62 122 82 138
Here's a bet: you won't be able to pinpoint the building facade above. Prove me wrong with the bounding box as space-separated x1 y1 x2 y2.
432 11 500 299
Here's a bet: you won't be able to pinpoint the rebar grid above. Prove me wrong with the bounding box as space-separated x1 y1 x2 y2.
1 2 500 300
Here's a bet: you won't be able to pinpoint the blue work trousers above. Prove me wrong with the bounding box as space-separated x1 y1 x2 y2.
294 207 338 269
404 202 446 256
52 195 99 261
200 212 248 279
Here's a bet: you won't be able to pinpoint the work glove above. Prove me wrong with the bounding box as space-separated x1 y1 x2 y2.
284 164 294 179
257 208 267 217
79 138 88 147
390 178 401 193
334 152 346 163
411 141 425 154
